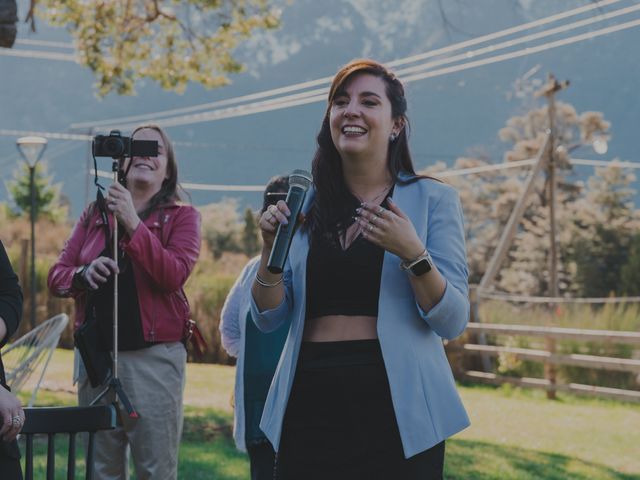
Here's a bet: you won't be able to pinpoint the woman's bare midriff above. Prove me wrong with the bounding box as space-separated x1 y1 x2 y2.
303 315 378 342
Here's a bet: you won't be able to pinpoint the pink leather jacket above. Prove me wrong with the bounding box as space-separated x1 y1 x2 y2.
48 202 201 343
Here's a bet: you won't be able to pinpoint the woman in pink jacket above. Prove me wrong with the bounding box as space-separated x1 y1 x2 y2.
48 125 200 480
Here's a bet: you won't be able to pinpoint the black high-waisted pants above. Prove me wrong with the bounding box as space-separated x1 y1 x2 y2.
276 339 445 480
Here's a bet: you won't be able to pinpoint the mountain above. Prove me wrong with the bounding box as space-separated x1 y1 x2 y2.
1 0 639 217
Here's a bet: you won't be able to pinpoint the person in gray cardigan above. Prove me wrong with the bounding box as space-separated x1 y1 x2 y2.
0 240 24 480
252 59 470 479
220 175 290 480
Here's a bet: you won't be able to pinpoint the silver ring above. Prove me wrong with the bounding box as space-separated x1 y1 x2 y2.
370 216 377 225
268 205 278 215
377 206 385 216
368 224 375 232
11 416 22 428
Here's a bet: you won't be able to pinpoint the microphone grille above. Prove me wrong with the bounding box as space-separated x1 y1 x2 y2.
289 169 312 191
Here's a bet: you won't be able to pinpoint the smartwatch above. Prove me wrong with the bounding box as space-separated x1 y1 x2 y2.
400 249 433 276
72 264 90 289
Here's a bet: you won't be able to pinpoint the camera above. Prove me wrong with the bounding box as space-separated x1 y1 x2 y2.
93 130 158 158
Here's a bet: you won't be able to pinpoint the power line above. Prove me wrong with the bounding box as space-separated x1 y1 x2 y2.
4 130 638 177
437 158 536 177
0 48 76 62
0 129 91 141
70 0 626 129
0 140 83 173
108 93 328 130
402 16 640 84
110 13 640 129
571 158 640 169
3 5 637 181
13 7 624 139
439 158 640 177
386 0 624 67
396 2 640 78
71 82 332 131
89 156 638 193
14 39 74 49
91 169 264 191
0 129 313 153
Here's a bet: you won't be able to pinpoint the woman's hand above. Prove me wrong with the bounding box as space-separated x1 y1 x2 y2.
258 200 291 251
356 198 425 261
253 199 289 312
0 387 24 443
83 256 119 290
106 183 140 235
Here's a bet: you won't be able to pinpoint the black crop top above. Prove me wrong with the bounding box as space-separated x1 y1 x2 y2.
305 192 393 319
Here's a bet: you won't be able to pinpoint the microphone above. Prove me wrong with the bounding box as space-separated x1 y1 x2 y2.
267 169 312 274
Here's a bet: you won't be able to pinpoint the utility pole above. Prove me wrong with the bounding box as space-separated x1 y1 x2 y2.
535 74 569 400
475 74 570 388
535 74 569 300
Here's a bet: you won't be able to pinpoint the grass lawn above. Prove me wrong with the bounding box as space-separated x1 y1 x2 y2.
450 384 640 479
15 349 640 479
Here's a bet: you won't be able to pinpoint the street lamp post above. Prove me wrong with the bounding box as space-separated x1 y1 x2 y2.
16 136 48 330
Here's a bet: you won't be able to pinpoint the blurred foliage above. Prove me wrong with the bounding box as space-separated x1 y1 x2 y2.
423 94 638 298
0 206 250 364
33 0 282 96
620 233 640 296
200 198 244 259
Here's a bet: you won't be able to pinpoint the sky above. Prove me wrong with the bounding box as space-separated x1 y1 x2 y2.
1 0 639 217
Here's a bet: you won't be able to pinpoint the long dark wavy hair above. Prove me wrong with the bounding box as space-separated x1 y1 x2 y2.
124 124 185 219
305 59 421 236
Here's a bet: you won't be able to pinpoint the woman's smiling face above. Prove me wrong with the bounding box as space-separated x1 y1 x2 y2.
329 73 400 161
124 128 168 193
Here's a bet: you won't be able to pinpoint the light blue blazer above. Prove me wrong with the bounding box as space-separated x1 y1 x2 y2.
251 174 470 458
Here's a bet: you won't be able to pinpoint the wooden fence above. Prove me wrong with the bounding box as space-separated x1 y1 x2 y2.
447 322 640 402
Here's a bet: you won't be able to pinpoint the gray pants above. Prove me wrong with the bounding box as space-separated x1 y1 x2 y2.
77 343 187 480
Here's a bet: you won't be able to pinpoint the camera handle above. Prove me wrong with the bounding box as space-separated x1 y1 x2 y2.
91 159 139 419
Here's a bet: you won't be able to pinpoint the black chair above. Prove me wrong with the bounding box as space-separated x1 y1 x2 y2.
20 405 117 480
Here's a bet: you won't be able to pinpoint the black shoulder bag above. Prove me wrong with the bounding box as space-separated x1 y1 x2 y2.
74 191 113 387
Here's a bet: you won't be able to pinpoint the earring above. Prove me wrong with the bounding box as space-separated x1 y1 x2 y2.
390 133 397 142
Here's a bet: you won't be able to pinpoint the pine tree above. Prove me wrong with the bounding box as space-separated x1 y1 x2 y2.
620 234 640 296
7 161 67 222
567 164 639 296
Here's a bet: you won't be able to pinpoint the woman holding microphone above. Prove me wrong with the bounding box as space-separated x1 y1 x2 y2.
252 59 470 479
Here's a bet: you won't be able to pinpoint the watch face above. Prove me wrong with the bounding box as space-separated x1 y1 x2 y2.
410 258 431 276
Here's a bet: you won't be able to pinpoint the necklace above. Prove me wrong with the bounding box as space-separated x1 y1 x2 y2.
339 182 392 250
352 183 392 205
